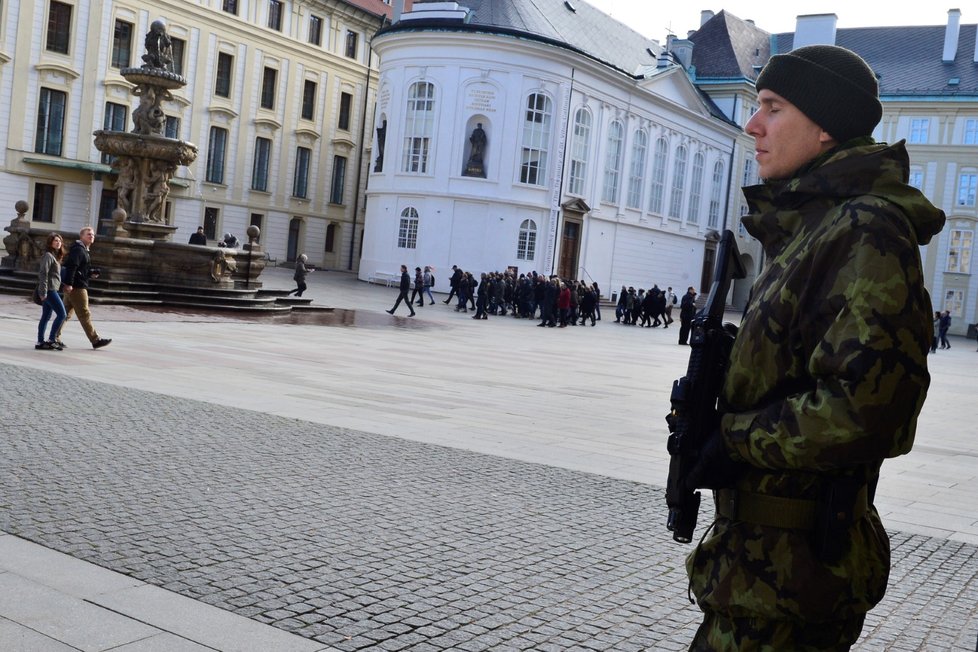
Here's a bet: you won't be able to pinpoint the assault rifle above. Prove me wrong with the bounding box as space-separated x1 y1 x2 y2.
665 230 746 543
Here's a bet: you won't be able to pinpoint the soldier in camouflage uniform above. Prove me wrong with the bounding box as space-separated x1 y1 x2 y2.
684 45 945 650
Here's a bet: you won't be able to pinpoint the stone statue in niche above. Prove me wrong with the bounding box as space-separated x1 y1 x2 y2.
463 123 487 178
374 120 387 172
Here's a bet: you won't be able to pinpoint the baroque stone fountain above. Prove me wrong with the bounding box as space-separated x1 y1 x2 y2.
2 20 288 310
94 19 198 241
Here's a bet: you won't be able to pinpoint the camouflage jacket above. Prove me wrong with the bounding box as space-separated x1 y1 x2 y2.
689 140 945 622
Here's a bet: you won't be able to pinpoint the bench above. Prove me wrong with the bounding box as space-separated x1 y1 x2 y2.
367 271 398 287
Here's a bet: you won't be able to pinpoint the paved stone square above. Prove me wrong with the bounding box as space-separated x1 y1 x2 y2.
1 269 977 650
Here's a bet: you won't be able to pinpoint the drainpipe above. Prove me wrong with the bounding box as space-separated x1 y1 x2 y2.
348 41 375 271
549 67 576 276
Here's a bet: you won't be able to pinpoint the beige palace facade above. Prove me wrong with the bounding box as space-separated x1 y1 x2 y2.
0 0 389 271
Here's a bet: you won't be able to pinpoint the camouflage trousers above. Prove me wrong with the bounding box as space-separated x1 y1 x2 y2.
689 610 865 651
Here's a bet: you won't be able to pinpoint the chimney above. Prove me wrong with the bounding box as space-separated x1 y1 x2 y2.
700 10 714 27
792 14 838 49
943 8 961 62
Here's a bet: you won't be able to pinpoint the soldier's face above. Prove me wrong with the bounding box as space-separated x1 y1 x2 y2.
746 89 834 181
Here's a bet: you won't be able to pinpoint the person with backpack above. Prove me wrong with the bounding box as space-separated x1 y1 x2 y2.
421 266 435 305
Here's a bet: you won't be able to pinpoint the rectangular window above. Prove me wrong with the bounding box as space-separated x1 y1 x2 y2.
668 147 688 219
568 110 591 196
260 67 277 110
293 147 311 198
35 88 67 156
520 94 551 186
111 19 133 68
402 82 435 174
965 119 978 145
206 126 228 184
46 1 72 54
908 170 923 190
203 207 219 240
947 229 973 274
330 155 347 204
97 190 118 235
103 102 127 132
252 137 272 191
268 0 283 31
170 37 186 76
602 123 623 204
686 153 704 225
909 118 929 144
345 30 358 58
944 289 964 318
626 132 647 209
309 15 323 46
33 183 56 223
215 52 233 98
708 161 723 229
164 115 180 139
742 158 755 186
338 92 352 130
101 102 128 163
958 173 977 207
325 223 336 252
222 0 238 15
301 81 317 121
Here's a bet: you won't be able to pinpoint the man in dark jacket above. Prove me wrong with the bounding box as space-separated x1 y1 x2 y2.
188 226 207 245
677 286 697 345
56 226 111 349
386 264 415 316
443 265 462 304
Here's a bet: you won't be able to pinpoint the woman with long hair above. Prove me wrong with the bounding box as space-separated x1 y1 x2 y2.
35 232 67 350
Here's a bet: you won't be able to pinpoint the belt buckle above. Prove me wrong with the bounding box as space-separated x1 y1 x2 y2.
716 489 738 520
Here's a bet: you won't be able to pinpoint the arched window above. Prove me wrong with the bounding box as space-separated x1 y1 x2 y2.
602 120 624 203
568 108 592 195
708 160 723 228
398 207 419 249
517 219 537 261
520 93 552 185
687 152 705 224
402 82 435 173
627 129 648 209
647 137 668 214
668 145 688 219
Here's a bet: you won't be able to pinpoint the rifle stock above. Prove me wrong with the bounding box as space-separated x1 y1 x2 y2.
665 230 746 543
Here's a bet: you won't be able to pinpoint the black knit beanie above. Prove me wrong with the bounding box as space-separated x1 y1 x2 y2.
755 45 882 143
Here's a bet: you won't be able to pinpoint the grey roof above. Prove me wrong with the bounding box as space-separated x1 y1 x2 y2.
689 10 770 80
772 25 978 96
691 12 978 97
380 0 661 76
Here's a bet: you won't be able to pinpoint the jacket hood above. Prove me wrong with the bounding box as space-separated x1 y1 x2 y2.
743 140 945 247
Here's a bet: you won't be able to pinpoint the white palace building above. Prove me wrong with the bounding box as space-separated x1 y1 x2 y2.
358 0 750 301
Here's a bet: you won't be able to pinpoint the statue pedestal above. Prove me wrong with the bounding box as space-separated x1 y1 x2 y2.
124 221 177 241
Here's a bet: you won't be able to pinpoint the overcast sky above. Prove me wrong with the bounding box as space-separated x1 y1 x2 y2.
585 1 965 42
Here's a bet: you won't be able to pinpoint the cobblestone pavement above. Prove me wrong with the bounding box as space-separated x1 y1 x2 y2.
1 362 976 651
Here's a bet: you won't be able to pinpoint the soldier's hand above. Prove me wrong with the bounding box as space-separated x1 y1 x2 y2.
685 431 746 491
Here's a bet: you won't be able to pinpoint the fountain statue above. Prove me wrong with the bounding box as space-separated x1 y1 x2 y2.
93 19 197 239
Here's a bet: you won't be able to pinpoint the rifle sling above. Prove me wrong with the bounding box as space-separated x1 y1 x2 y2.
715 485 868 531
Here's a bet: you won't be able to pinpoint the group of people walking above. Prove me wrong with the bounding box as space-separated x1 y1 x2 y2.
388 263 703 340
438 265 604 327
